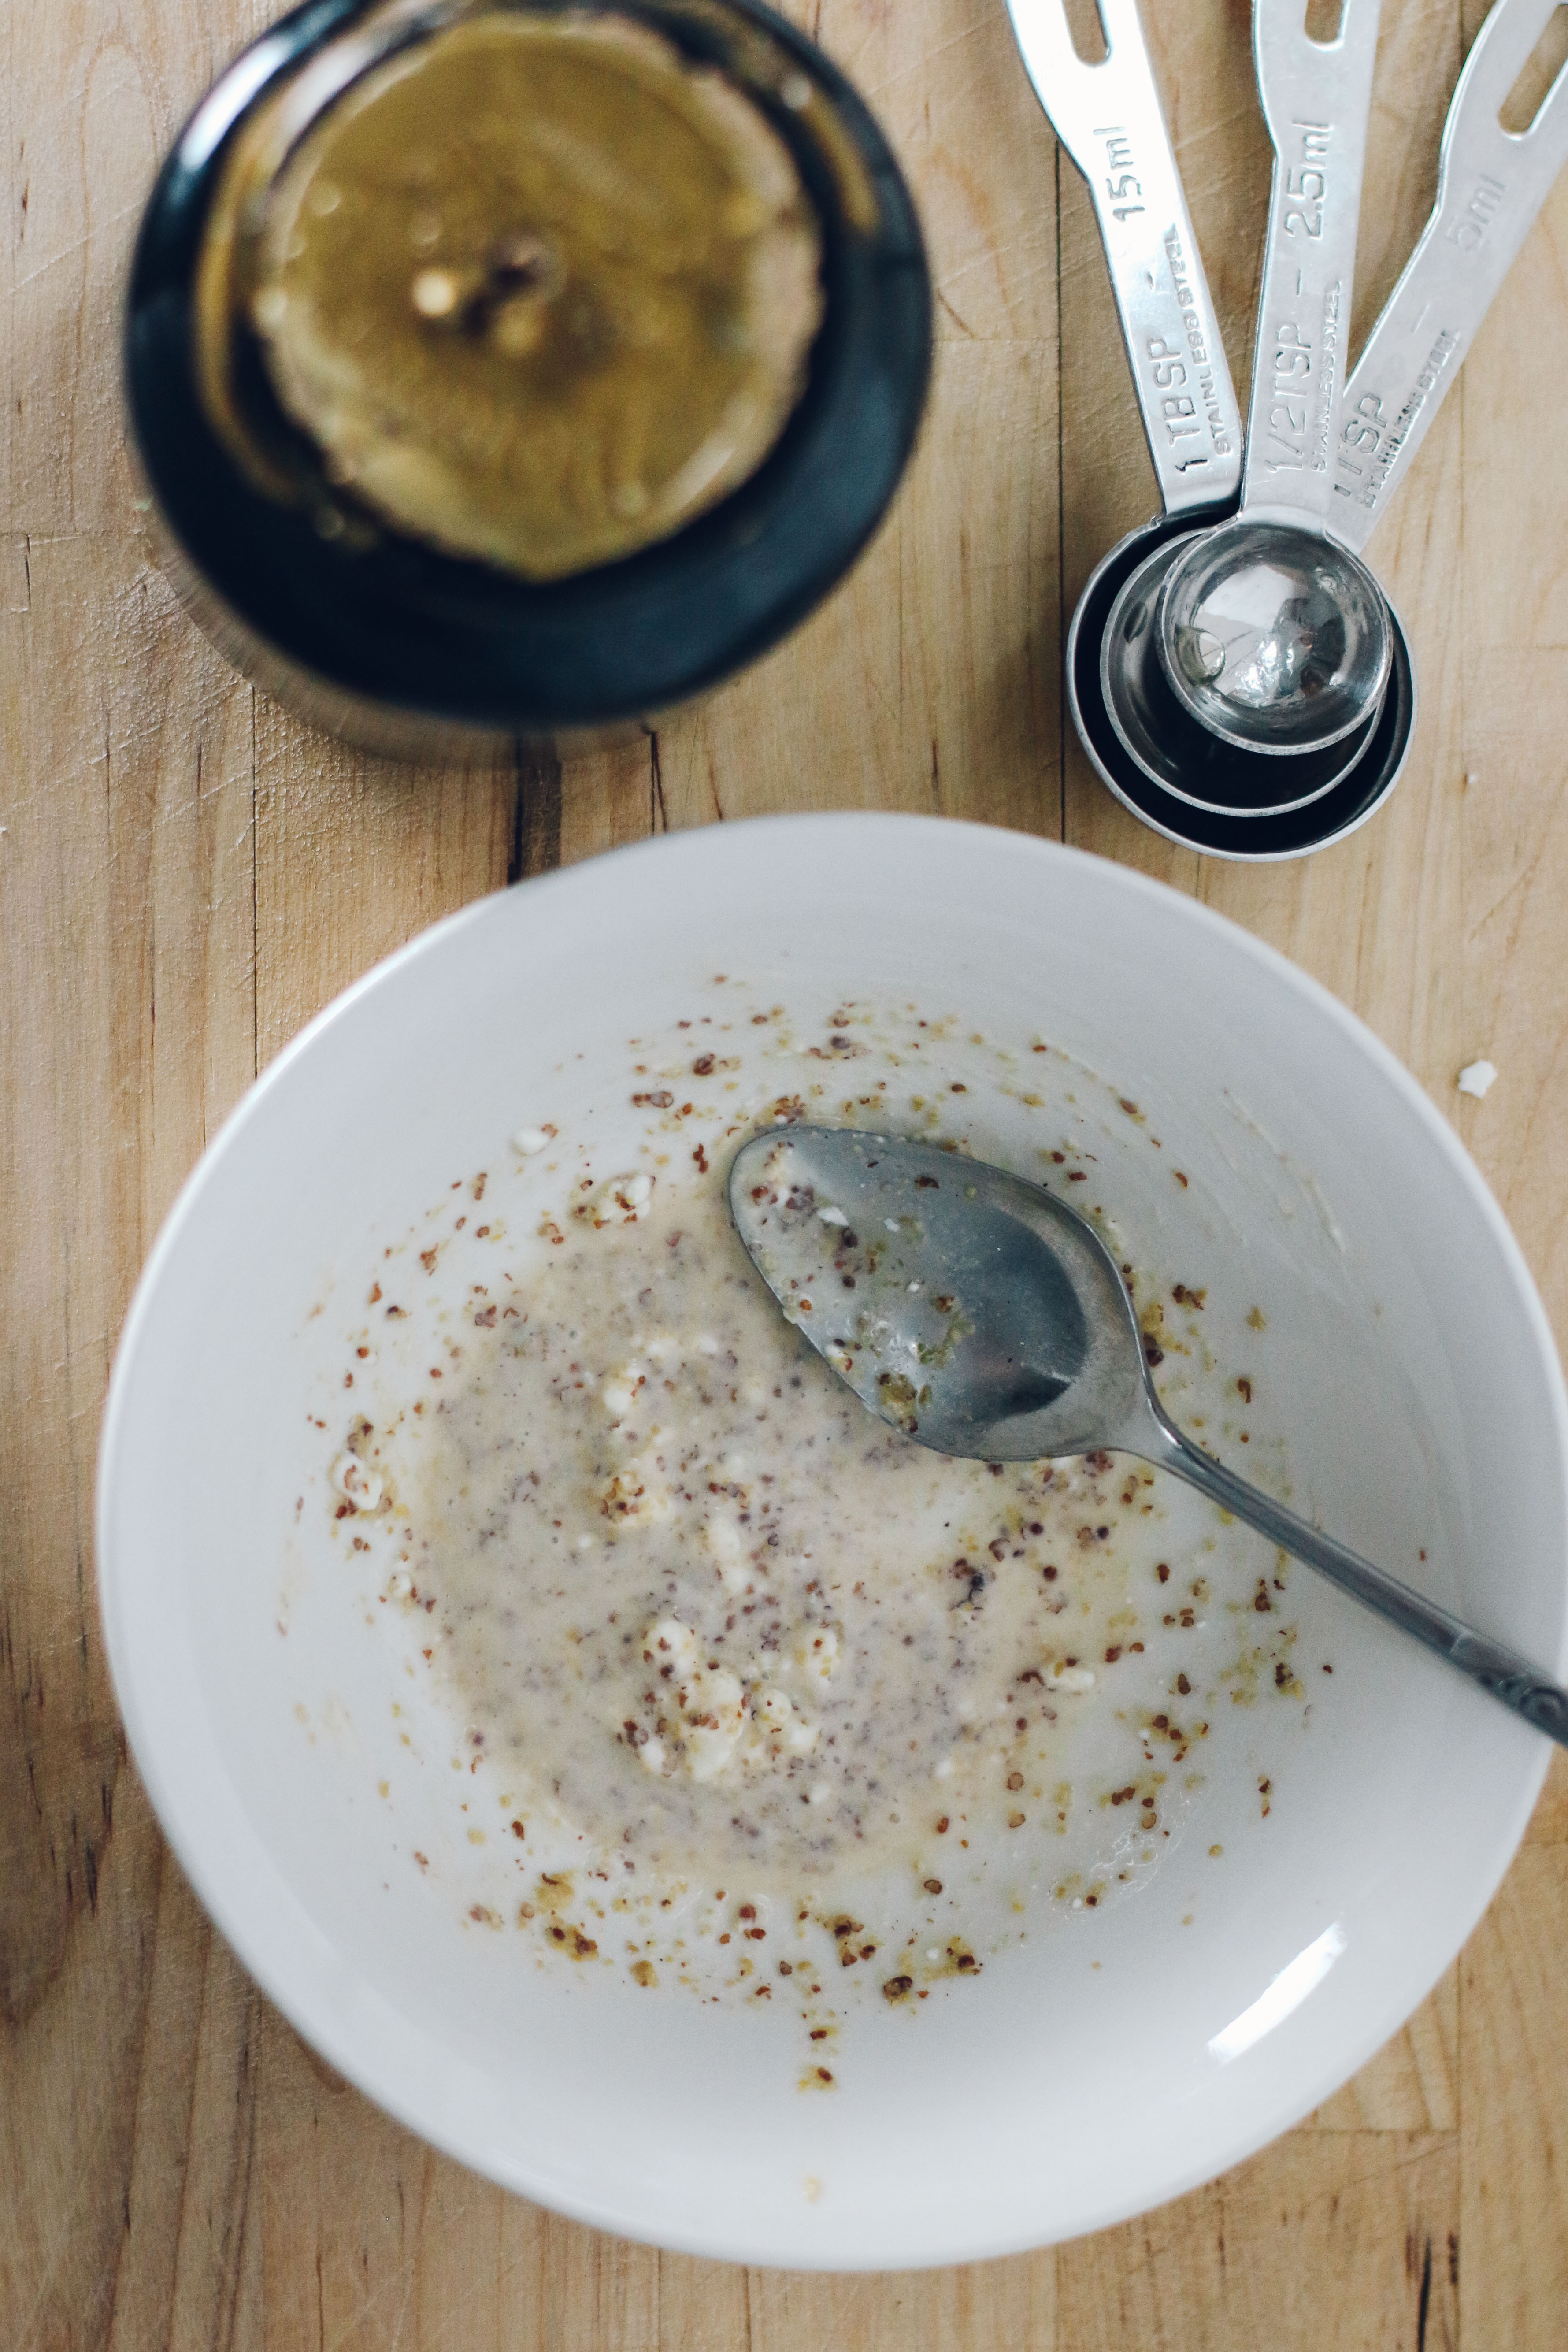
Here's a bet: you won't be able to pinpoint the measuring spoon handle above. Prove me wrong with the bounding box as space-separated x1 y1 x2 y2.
1243 0 1383 525
1140 1409 1568 1750
1004 0 1242 512
1331 0 1568 552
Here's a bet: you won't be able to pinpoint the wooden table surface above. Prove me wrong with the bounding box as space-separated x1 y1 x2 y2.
6 0 1568 2344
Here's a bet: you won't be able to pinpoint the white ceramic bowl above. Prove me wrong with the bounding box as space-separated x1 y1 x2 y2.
98 815 1568 2268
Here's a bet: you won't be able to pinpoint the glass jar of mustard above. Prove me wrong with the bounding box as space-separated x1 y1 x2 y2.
126 0 931 757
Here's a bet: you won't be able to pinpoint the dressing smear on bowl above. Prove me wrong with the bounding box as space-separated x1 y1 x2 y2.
313 991 1316 2059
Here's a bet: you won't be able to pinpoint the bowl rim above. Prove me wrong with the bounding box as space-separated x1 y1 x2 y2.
96 813 1568 2264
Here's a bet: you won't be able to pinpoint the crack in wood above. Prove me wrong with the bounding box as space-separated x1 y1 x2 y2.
508 741 563 883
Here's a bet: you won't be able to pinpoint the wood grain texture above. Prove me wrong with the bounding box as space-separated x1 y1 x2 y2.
3 2 1567 2347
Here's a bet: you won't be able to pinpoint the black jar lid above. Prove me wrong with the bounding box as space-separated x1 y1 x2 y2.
126 0 932 742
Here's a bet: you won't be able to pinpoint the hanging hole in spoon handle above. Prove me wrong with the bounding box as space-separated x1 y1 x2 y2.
1003 0 1244 516
1138 1403 1568 1752
1331 0 1568 553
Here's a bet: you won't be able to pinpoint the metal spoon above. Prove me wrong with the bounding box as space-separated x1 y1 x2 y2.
730 1125 1568 1749
1005 0 1415 832
1330 0 1568 548
1043 0 1566 853
1003 0 1244 518
1141 0 1394 761
1098 530 1382 816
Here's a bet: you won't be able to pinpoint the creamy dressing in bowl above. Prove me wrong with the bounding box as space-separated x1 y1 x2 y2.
323 993 1308 2016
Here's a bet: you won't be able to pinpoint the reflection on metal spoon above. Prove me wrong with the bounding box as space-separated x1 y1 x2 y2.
1101 533 1380 816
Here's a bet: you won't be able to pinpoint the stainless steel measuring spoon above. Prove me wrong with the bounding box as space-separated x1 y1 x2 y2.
1020 0 1566 856
1004 0 1329 815
1331 0 1568 548
1139 0 1395 761
1004 0 1245 514
1123 0 1568 819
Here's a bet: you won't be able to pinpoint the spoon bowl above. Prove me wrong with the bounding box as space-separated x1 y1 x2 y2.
731 1122 1568 1747
1068 507 1416 857
729 1123 1144 1460
1101 532 1381 816
1134 0 1392 768
1153 516 1394 754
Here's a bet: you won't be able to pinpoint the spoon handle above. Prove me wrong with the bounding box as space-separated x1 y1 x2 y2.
1142 1412 1568 1747
1331 0 1568 553
1242 0 1382 528
1003 0 1242 512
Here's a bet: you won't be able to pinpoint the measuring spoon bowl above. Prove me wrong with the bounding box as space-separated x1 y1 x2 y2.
1155 517 1393 753
1147 0 1390 760
1068 508 1415 860
1102 534 1381 814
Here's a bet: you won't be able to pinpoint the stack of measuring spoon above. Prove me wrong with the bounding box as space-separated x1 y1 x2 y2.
1005 0 1568 860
